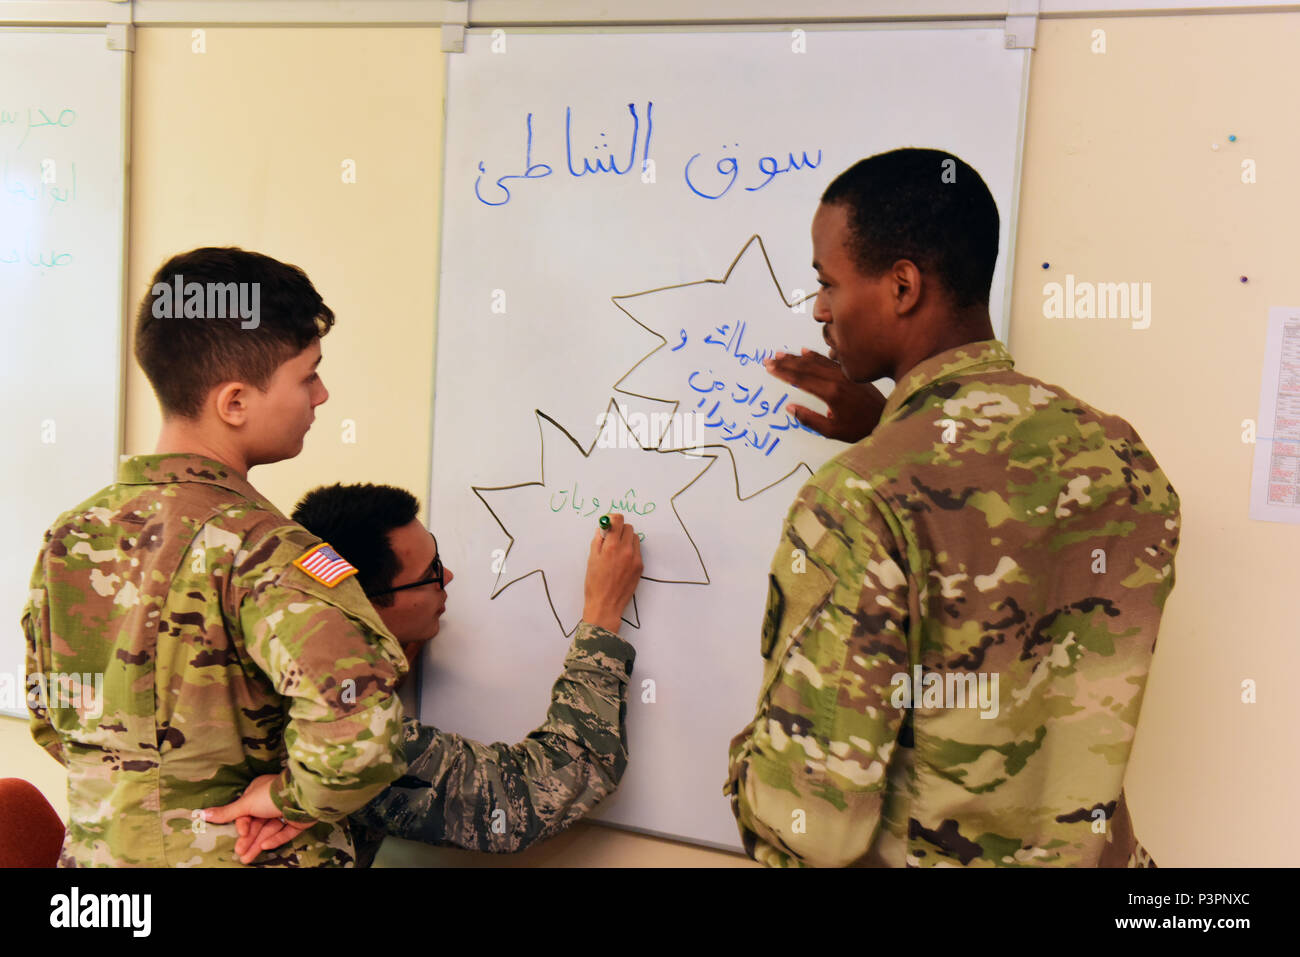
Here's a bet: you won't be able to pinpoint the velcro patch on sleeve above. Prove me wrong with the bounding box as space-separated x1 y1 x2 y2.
792 508 827 552
292 543 358 588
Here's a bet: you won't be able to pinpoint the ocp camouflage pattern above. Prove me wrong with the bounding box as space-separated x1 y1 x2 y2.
22 453 409 867
349 621 634 865
725 339 1179 867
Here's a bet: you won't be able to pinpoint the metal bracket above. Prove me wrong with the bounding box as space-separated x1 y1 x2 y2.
1005 0 1039 50
441 0 468 52
106 23 134 52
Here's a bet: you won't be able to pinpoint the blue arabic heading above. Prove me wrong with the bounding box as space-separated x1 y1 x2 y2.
474 102 822 206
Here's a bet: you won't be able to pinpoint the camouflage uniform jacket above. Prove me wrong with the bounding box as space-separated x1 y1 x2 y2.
724 339 1180 867
21 453 409 867
349 622 634 866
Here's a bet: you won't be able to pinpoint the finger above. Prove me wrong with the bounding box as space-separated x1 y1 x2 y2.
595 513 623 550
789 404 836 438
236 817 269 859
199 800 242 825
259 821 311 852
763 352 841 393
252 820 287 849
240 818 269 856
235 816 248 839
239 820 279 864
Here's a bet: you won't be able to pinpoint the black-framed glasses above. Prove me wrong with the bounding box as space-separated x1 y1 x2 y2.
368 552 443 597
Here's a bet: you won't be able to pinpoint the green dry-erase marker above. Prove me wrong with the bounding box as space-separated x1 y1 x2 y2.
598 515 612 530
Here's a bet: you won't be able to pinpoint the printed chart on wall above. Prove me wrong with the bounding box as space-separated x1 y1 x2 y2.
1250 307 1300 523
0 28 128 718
427 27 1028 848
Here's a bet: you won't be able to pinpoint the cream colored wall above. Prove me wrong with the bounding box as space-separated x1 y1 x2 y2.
1008 12 1298 867
5 14 1296 867
122 26 442 511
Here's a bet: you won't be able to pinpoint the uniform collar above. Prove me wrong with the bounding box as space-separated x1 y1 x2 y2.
880 338 1015 423
117 453 281 513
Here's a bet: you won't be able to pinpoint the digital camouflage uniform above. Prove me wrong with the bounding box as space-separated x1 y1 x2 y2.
349 622 634 866
725 340 1179 867
21 453 409 867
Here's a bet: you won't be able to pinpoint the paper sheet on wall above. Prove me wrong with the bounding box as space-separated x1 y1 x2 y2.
1249 307 1300 523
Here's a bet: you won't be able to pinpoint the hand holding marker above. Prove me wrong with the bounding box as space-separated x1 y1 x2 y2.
583 512 643 634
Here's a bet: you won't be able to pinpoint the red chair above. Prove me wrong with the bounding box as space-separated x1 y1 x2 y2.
0 778 65 867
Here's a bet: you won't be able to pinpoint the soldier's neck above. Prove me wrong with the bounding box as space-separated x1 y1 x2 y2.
155 418 251 478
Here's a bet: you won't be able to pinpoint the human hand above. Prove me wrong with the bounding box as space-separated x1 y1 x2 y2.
764 348 887 443
200 773 316 865
582 512 643 634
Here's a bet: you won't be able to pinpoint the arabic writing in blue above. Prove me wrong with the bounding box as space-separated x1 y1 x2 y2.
476 102 653 206
472 103 821 206
671 320 781 369
687 366 809 457
684 145 822 200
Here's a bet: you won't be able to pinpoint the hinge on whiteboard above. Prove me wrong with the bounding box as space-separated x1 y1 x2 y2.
1005 0 1039 50
107 24 134 53
441 0 469 53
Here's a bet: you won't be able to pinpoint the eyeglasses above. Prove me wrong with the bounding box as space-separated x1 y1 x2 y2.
368 552 443 597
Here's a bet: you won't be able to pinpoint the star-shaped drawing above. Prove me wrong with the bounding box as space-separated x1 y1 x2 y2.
472 401 716 636
611 235 838 499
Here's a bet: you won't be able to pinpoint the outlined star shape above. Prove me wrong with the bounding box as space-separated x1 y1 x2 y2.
472 401 717 636
610 234 835 499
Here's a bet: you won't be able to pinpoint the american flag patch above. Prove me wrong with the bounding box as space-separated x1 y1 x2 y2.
293 543 358 588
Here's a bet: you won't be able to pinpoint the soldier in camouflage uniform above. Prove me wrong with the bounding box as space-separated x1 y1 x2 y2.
22 249 409 866
725 149 1179 867
284 483 641 866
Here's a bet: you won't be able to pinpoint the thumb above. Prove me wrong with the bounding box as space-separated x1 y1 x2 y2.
200 795 249 825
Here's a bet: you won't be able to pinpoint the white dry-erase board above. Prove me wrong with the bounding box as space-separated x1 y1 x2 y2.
0 27 129 718
425 25 1028 849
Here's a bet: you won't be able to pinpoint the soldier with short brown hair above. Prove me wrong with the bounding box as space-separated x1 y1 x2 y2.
22 247 409 866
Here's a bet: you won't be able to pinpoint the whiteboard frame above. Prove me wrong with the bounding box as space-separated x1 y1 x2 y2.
0 24 131 717
1 0 1297 26
422 19 1034 849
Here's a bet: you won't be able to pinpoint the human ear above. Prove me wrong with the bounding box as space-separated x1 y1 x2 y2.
890 260 923 313
213 382 250 427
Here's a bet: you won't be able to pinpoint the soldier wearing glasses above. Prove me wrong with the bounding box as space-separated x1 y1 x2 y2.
209 482 643 865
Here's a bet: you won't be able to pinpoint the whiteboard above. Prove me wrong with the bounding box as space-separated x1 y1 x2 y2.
0 28 129 718
426 26 1027 849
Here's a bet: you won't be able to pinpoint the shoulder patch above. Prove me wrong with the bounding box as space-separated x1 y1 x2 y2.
292 543 358 588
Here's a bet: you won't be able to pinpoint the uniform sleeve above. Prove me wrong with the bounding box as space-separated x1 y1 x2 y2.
236 540 409 825
724 475 912 867
21 549 65 767
349 621 634 856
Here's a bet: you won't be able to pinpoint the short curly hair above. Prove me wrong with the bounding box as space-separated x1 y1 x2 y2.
291 483 421 607
821 148 1000 309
